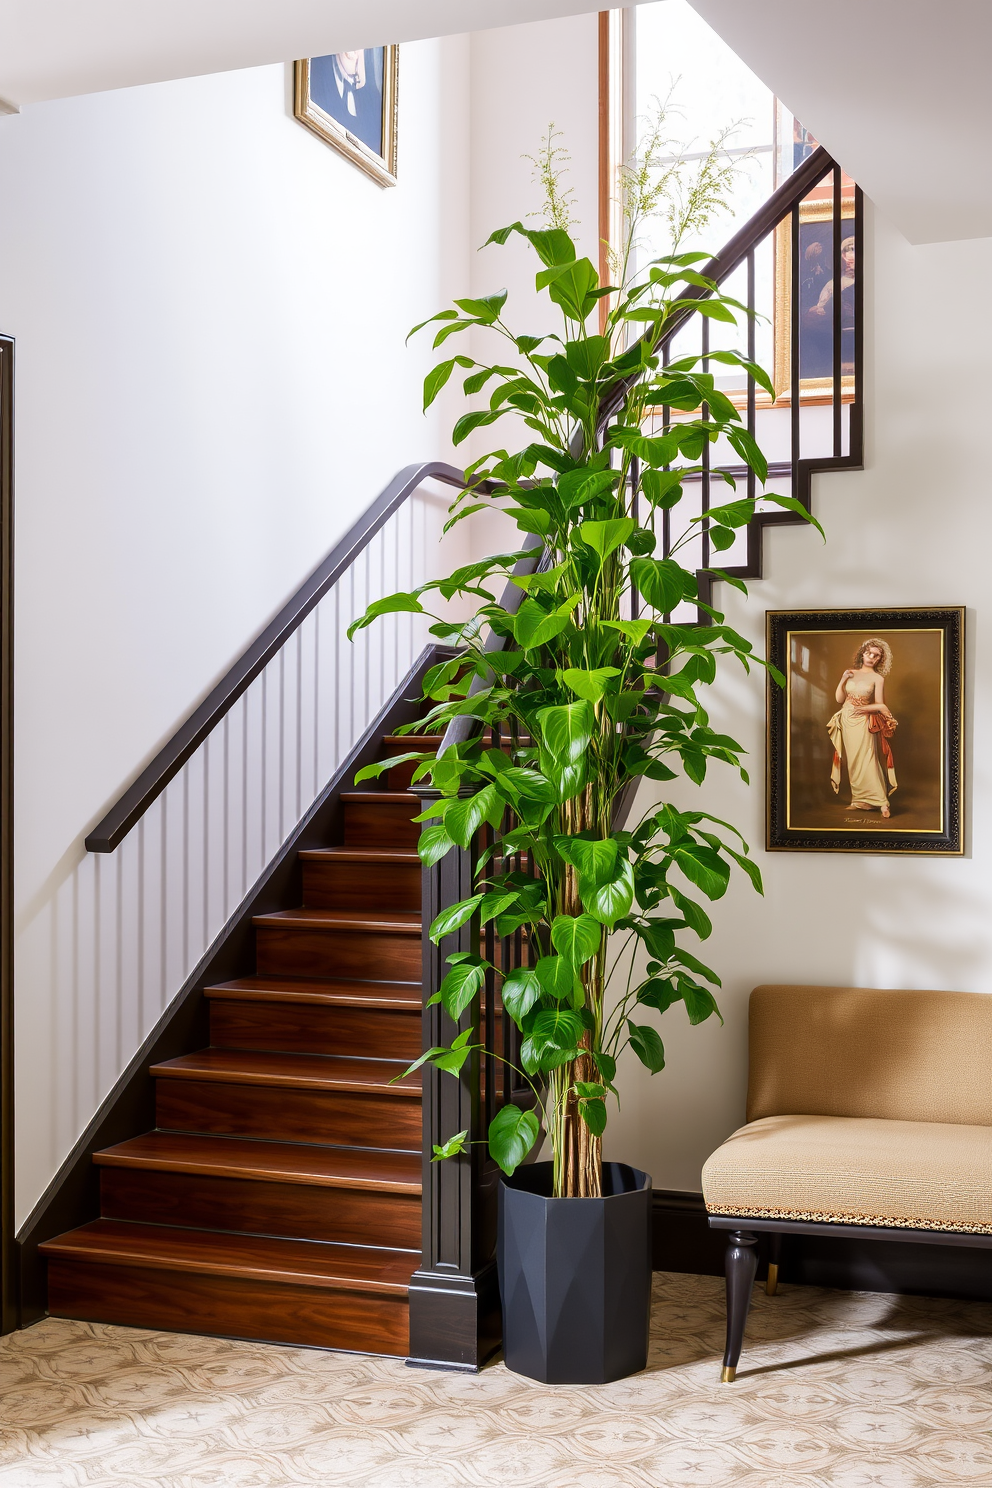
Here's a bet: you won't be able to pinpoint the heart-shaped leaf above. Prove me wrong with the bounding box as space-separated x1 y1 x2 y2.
488 1104 541 1176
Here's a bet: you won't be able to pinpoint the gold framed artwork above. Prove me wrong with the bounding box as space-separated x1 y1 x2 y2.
774 197 857 404
294 49 398 187
766 608 964 854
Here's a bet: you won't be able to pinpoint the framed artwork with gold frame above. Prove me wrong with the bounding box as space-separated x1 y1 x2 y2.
766 608 964 854
294 49 398 188
773 197 856 404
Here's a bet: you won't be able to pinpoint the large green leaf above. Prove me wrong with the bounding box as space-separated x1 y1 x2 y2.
501 966 541 1022
550 913 602 968
629 558 687 614
520 1007 585 1073
488 1104 541 1176
429 893 484 945
561 836 618 887
578 1095 607 1137
445 784 502 849
581 857 634 928
438 957 488 1018
561 667 621 704
418 824 453 868
627 1020 666 1073
347 592 424 640
513 597 572 651
577 518 635 559
534 955 579 1002
637 978 682 1014
670 843 731 900
536 701 594 765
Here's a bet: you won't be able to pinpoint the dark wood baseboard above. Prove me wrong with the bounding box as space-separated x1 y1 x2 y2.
653 1191 992 1304
15 646 447 1327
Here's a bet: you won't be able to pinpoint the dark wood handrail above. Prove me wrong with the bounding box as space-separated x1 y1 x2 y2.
86 461 471 852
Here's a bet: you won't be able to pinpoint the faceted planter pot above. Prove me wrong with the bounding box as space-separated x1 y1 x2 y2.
497 1161 652 1384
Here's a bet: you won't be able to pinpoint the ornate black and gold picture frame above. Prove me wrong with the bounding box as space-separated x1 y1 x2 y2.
767 607 964 853
295 48 398 187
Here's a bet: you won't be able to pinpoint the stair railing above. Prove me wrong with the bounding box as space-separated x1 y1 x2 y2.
47 463 485 1213
411 146 864 1370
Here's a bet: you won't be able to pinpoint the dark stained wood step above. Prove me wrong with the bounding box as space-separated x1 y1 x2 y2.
254 908 421 981
44 1220 415 1353
153 1050 421 1149
151 1048 419 1094
205 975 421 1010
299 848 421 911
42 1219 415 1291
94 1133 421 1192
340 792 420 850
209 995 419 1061
255 909 421 933
96 1136 421 1248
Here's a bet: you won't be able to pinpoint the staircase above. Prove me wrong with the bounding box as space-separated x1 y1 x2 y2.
41 737 437 1355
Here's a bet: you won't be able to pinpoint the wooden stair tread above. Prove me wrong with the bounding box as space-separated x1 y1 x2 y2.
41 1220 418 1292
150 1048 420 1094
253 908 420 934
381 736 441 749
339 792 417 803
205 976 420 1009
297 848 420 863
95 1133 421 1192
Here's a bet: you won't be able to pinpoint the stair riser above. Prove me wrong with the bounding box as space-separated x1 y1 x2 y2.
100 1169 421 1249
387 760 427 790
302 857 421 912
343 801 420 850
47 1260 410 1354
210 1000 421 1061
255 925 420 981
157 1080 421 1150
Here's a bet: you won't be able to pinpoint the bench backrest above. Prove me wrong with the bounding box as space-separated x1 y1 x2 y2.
748 984 992 1127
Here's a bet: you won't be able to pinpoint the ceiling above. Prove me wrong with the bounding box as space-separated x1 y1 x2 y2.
0 0 611 110
688 0 992 244
0 0 987 245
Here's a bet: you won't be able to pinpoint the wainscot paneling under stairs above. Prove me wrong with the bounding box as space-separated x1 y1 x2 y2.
40 734 438 1355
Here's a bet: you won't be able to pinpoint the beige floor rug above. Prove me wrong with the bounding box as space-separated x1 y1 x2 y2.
1 1272 991 1487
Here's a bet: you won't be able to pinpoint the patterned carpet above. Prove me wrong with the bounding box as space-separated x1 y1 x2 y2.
2 1272 992 1487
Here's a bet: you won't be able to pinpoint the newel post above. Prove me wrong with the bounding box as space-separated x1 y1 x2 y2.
406 786 501 1371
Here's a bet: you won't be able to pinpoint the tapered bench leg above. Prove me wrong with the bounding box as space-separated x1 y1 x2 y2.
766 1232 783 1296
721 1230 758 1382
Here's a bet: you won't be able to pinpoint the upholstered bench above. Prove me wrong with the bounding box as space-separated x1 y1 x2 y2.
701 984 992 1381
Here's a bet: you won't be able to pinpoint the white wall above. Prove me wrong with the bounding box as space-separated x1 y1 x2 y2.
466 11 600 550
5 42 474 1226
606 205 992 1189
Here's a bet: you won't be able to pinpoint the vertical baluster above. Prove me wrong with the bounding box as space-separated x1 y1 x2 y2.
790 200 802 498
852 185 865 458
700 314 711 617
832 163 843 458
629 453 640 621
746 248 757 572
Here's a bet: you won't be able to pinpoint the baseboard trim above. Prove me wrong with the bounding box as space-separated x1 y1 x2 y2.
653 1190 992 1303
15 645 446 1326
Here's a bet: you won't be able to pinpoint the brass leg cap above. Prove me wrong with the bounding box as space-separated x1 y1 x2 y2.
720 1366 736 1384
765 1263 779 1297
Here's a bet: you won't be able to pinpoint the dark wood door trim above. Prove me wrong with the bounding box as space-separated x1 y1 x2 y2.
0 334 14 1334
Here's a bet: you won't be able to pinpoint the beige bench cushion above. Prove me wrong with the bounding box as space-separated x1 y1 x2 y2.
748 985 992 1127
702 1114 992 1234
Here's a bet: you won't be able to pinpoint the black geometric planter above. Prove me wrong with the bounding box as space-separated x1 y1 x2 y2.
497 1161 652 1383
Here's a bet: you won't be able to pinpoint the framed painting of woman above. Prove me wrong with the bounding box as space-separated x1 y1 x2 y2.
294 48 398 187
766 608 964 853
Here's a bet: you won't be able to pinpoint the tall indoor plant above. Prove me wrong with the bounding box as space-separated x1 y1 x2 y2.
350 127 817 1380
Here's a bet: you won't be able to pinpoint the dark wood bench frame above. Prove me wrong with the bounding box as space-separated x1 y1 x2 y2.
708 1213 992 1381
